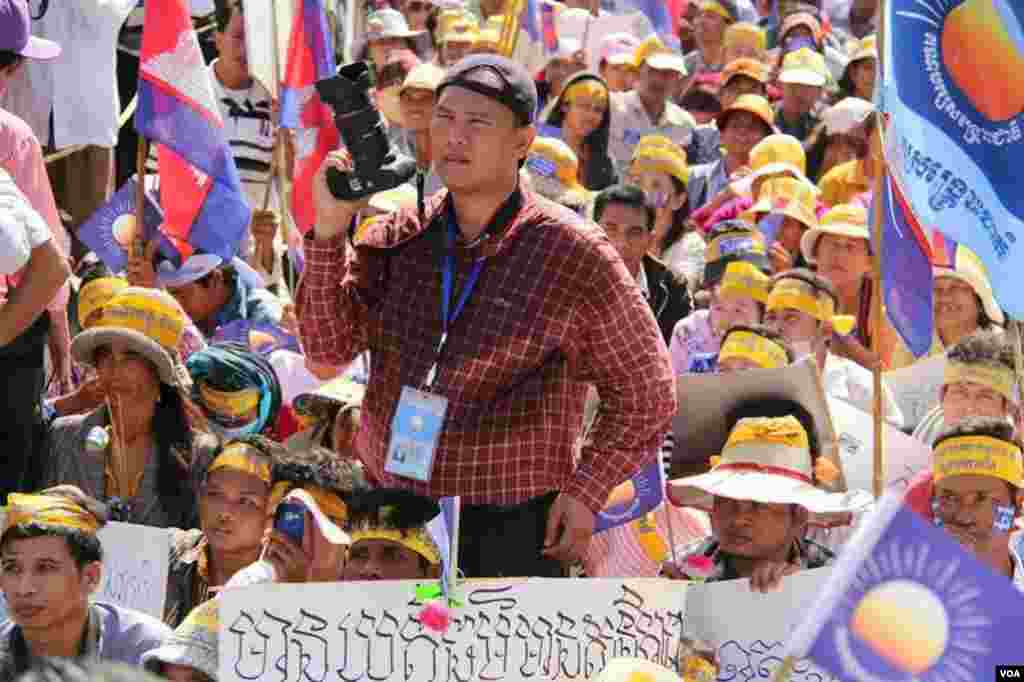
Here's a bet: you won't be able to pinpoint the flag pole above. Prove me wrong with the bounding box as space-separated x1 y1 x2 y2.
134 137 149 262
869 0 888 500
770 655 796 682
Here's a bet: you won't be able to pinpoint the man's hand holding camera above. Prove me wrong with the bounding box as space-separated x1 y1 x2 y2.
313 149 371 241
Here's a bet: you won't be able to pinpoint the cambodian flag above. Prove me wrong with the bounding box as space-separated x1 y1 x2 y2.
930 228 957 269
134 0 251 261
879 174 934 358
280 0 339 237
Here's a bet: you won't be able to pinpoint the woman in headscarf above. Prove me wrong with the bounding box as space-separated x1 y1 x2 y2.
186 342 283 441
543 72 617 191
42 287 217 528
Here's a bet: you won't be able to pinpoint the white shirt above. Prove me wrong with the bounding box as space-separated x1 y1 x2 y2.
608 90 696 175
1 0 136 148
0 168 51 276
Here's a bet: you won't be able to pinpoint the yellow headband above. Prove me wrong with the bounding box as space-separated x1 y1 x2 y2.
199 382 260 418
767 277 835 321
934 435 1023 487
349 526 442 565
4 494 100 535
720 330 788 369
944 361 1018 404
269 482 349 523
718 260 770 303
700 0 733 21
208 443 272 484
726 415 809 450
562 79 608 105
78 277 129 329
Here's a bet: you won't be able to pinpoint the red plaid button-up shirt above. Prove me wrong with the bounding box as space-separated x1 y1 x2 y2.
296 189 676 512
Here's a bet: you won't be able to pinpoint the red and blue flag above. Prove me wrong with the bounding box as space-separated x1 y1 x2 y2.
135 0 251 261
879 174 934 359
280 0 338 238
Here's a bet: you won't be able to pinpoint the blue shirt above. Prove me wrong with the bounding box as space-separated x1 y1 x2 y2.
212 280 283 333
0 602 170 680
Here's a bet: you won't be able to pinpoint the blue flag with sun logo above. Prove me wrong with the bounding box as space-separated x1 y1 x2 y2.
883 0 1024 317
76 177 180 274
787 491 1024 680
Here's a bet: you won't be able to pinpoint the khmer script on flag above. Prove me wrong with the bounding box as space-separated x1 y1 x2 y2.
883 0 1024 316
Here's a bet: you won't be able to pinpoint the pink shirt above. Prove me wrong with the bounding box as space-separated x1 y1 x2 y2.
0 108 70 309
668 309 720 375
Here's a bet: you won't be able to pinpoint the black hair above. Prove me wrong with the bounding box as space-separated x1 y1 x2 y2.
544 72 616 190
346 488 441 531
0 51 23 71
593 184 656 231
145 385 205 527
772 267 838 308
936 416 1016 447
194 434 280 489
18 660 167 682
726 397 821 460
77 260 114 287
679 88 722 116
946 329 1015 371
721 323 795 363
661 175 691 255
0 486 108 568
271 446 370 500
197 261 238 291
214 0 242 32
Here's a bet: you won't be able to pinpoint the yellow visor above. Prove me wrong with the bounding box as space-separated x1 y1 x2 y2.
944 361 1018 404
208 443 272 484
719 330 788 369
934 435 1023 487
4 494 100 535
349 526 442 565
767 277 835 321
718 260 770 303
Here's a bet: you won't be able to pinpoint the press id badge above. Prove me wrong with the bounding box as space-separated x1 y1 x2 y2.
385 387 448 482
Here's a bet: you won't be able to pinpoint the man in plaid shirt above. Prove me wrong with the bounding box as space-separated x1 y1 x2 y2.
297 55 676 578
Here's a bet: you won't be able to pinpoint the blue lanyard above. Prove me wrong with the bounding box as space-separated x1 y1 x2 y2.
424 219 485 388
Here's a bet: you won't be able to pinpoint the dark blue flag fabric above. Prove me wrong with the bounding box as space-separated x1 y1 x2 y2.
879 175 934 358
788 491 1024 680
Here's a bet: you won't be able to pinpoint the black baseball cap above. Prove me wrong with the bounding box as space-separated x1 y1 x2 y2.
436 54 538 126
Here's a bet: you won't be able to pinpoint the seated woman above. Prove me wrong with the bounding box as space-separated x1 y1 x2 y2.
625 135 704 289
42 287 217 528
543 72 617 192
163 436 277 627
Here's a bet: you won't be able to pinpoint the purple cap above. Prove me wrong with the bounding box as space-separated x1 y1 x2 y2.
0 0 61 61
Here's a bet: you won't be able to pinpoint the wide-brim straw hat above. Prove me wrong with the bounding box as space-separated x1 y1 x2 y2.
142 600 218 679
800 203 869 264
71 287 188 388
668 415 873 523
670 356 839 479
933 244 1005 325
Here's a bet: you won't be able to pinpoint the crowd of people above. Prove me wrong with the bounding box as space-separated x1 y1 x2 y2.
0 0 1020 678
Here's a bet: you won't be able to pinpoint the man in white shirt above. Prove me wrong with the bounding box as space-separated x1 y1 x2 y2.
143 0 283 288
608 49 696 174
764 268 904 428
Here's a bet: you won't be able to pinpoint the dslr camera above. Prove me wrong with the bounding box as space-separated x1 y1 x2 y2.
315 61 417 201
